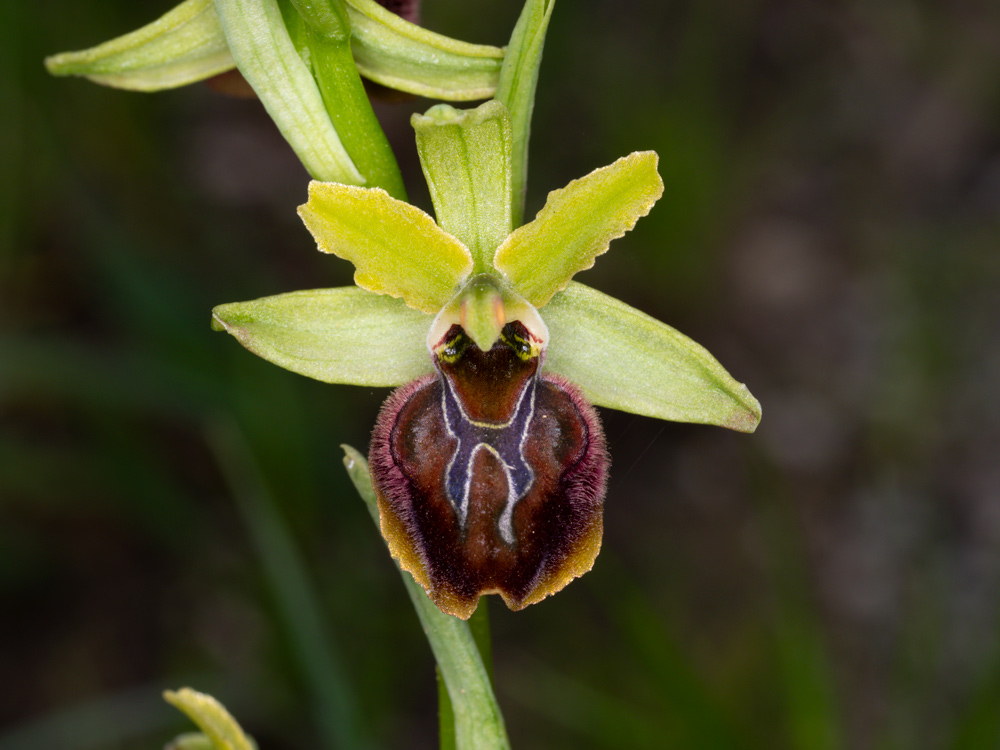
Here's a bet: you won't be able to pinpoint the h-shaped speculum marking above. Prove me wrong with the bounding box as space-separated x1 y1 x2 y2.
440 373 537 545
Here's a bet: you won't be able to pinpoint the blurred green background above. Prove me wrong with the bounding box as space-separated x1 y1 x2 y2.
4 1 1000 748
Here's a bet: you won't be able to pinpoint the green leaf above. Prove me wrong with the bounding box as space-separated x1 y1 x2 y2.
163 688 254 750
412 101 513 273
541 282 761 432
342 446 511 750
214 0 364 183
44 0 234 91
211 287 434 387
494 0 556 227
298 182 473 311
495 151 663 307
346 0 504 101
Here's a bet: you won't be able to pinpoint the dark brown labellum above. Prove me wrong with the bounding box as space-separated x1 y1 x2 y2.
369 322 608 619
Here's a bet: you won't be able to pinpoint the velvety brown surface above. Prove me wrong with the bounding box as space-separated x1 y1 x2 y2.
370 367 608 618
438 346 538 424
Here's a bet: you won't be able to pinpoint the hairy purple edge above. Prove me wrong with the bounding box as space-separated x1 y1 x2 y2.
368 373 437 581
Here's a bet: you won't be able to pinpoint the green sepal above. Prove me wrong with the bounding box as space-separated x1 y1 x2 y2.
163 688 255 750
211 287 433 386
214 0 363 184
495 151 663 307
346 0 504 101
494 0 556 227
541 282 761 432
412 101 513 273
298 182 473 312
43 0 233 91
45 0 504 103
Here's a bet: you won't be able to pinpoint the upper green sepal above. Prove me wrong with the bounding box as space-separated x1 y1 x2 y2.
44 0 233 91
541 282 761 433
347 0 505 100
495 151 664 307
412 101 514 273
211 287 433 387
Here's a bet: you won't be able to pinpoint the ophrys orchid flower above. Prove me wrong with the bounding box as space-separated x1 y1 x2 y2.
212 101 761 619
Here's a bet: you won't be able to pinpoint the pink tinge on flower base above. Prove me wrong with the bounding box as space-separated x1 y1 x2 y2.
369 320 608 620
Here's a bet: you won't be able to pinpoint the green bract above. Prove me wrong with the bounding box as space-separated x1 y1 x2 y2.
212 100 761 433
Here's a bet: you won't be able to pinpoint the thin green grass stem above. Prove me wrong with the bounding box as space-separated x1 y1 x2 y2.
208 421 370 750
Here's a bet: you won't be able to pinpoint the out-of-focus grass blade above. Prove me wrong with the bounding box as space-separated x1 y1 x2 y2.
207 420 370 750
951 646 1000 749
0 338 222 416
750 452 841 750
502 654 665 748
601 569 749 750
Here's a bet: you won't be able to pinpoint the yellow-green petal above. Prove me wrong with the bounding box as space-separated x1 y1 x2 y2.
495 151 664 308
44 0 234 91
541 282 761 433
346 0 504 101
299 182 473 312
211 287 434 386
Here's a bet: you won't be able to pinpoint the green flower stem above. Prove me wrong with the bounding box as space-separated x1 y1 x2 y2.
495 0 555 228
287 0 350 40
343 445 511 750
214 0 364 183
281 0 407 199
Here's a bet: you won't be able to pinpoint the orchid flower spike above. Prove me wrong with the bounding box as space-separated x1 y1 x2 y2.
212 100 761 619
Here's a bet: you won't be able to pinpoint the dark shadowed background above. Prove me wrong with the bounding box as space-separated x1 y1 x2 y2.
3 1 1000 749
